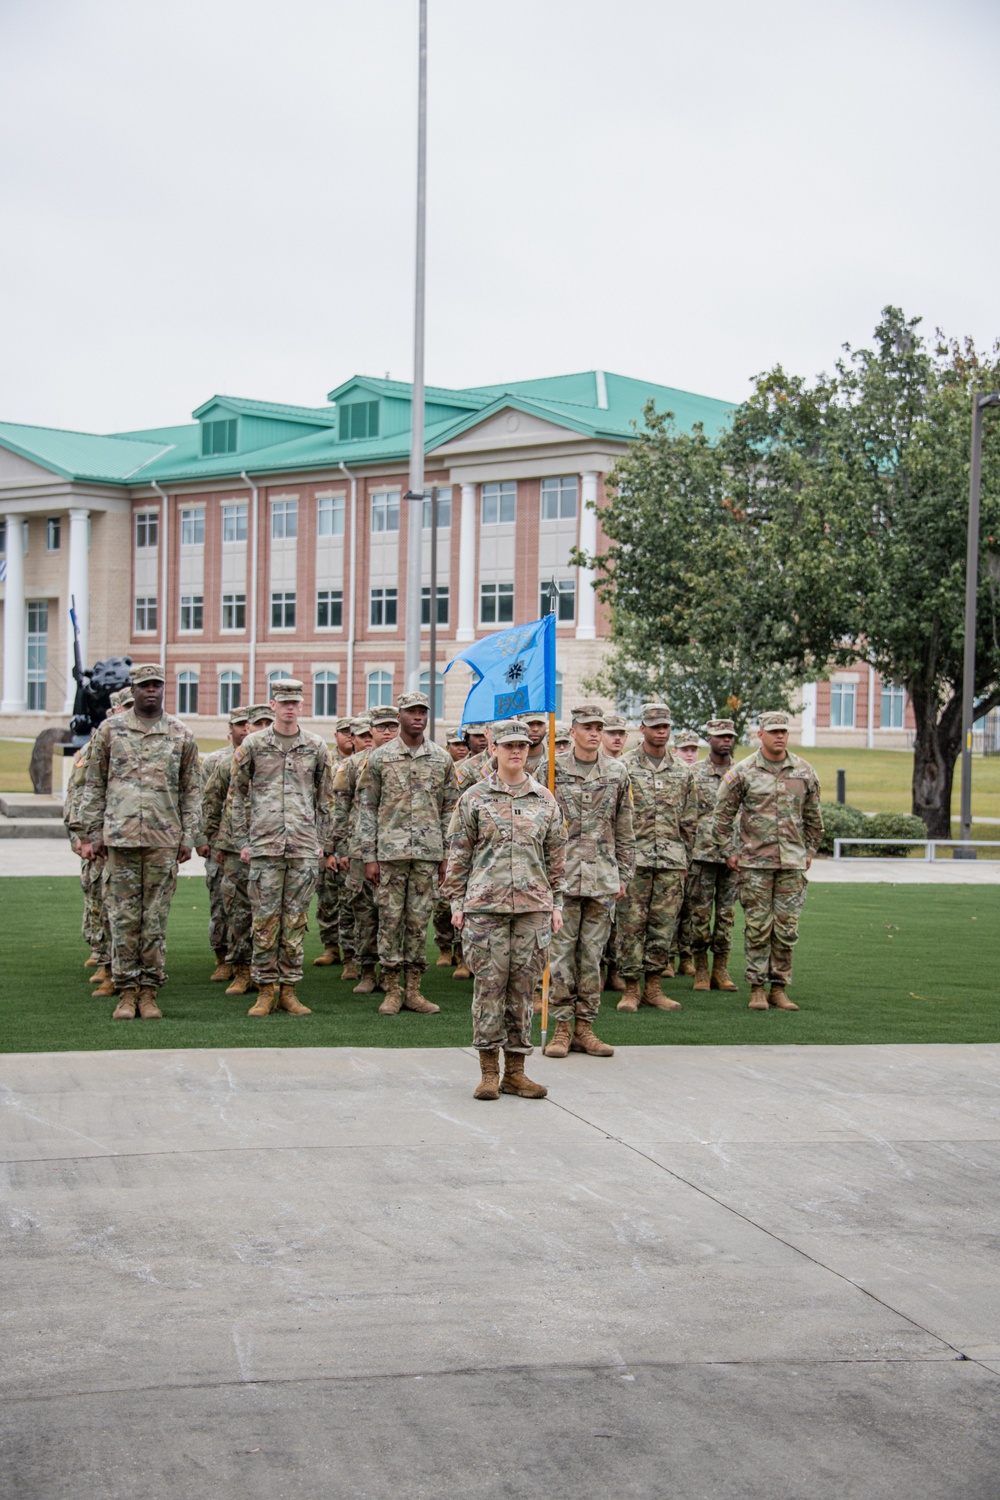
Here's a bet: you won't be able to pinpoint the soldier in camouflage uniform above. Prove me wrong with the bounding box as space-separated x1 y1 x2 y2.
544 705 635 1060
358 691 458 1016
229 679 336 1017
714 710 823 1011
445 728 468 765
670 729 702 977
78 663 201 1020
197 710 250 982
332 710 396 992
200 703 273 996
599 712 629 991
442 719 566 1100
688 718 740 994
553 723 570 754
434 729 470 966
313 716 357 969
524 712 549 778
454 722 490 793
616 702 697 1015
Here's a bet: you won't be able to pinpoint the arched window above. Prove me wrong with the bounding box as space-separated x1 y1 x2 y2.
218 671 241 715
367 670 393 709
554 670 563 720
313 671 338 718
177 670 199 716
419 669 444 721
268 669 290 697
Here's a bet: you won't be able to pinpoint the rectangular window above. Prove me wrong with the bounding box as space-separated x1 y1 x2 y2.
481 481 516 525
180 508 205 546
370 490 400 533
339 400 379 441
830 681 856 729
317 494 346 537
421 585 449 625
219 673 242 714
221 593 246 631
540 578 576 622
480 582 514 624
370 587 398 627
46 517 61 551
135 512 159 548
180 594 204 632
271 499 298 539
316 589 344 628
422 488 453 529
26 600 47 711
222 503 248 542
201 418 238 455
313 673 339 717
881 679 906 730
134 597 158 632
177 674 199 715
0 519 6 554
541 475 578 521
271 591 296 629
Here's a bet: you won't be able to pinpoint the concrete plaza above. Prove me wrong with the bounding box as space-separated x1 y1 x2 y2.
2 1042 999 1498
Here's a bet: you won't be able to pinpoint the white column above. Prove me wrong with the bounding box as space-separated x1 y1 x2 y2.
64 508 90 712
575 470 599 640
800 682 817 747
456 481 477 641
866 662 875 749
1 514 27 713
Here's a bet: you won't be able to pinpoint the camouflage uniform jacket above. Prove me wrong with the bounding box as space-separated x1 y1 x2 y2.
228 726 335 858
358 737 459 863
525 738 549 780
197 747 227 847
455 748 489 792
200 748 243 854
713 750 823 869
691 756 735 863
442 772 566 914
64 734 95 841
80 710 201 849
331 748 372 860
553 750 636 898
621 745 697 870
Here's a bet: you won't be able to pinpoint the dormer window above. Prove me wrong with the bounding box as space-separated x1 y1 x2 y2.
202 418 238 456
339 400 379 441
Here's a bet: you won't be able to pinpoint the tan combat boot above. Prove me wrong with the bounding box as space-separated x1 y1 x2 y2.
692 953 711 992
341 959 359 981
710 954 739 992
378 971 403 1015
225 965 253 996
85 953 100 969
571 1021 614 1057
312 945 340 967
89 964 110 985
247 983 277 1016
663 959 676 978
748 986 769 1011
277 984 311 1015
500 1050 548 1098
112 989 138 1020
435 946 453 967
474 1049 501 1100
453 961 472 980
678 953 696 977
768 984 799 1011
137 986 162 1020
210 951 232 983
542 1019 573 1057
617 979 641 1013
607 967 627 993
403 969 440 1014
92 974 117 998
353 965 378 994
641 973 682 1011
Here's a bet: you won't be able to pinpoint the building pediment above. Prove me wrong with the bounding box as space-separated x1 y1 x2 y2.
0 446 66 485
429 405 586 457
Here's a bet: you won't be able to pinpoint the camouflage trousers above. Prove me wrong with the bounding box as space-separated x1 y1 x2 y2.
80 853 111 962
347 859 378 966
462 910 550 1054
105 846 179 991
206 854 227 954
687 859 738 956
375 859 437 974
674 886 694 958
549 895 613 1024
616 867 687 978
738 868 808 987
221 852 252 966
248 856 318 985
316 863 352 956
433 897 462 962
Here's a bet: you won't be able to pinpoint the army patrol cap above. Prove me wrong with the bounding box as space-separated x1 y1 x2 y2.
673 729 700 749
523 712 547 726
641 702 672 726
369 706 400 726
759 710 792 731
397 691 429 711
445 728 464 744
603 714 627 731
554 723 571 741
110 688 134 710
570 703 606 726
462 721 488 738
350 715 372 735
705 718 736 737
334 716 353 733
492 718 532 745
229 706 250 726
245 703 275 724
270 679 304 702
129 663 165 686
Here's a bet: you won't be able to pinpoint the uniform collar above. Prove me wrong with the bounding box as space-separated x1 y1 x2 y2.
485 771 539 797
558 748 607 778
635 744 674 770
122 709 169 734
262 725 308 751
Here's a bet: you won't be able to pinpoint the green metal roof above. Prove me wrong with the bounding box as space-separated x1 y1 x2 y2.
0 422 173 482
190 395 339 425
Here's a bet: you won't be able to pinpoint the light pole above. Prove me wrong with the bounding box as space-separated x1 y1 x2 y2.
959 389 1000 850
403 0 428 696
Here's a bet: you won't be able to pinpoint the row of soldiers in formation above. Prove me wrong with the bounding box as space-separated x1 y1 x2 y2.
64 662 824 1099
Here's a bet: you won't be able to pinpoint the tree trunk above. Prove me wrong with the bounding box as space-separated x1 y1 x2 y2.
910 687 962 838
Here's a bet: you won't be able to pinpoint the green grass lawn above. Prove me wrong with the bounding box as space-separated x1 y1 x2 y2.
2 876 996 1053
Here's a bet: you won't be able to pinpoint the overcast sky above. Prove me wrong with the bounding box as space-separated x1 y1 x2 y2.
2 0 998 434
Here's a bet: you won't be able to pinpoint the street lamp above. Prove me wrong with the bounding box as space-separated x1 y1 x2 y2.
958 390 1000 852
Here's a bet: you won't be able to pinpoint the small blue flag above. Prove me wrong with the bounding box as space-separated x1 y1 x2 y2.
445 614 557 724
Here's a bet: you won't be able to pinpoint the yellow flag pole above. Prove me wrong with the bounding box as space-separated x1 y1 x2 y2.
540 710 557 1052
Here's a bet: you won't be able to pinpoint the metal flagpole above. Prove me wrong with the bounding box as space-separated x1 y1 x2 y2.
960 390 1000 852
403 0 429 696
429 486 438 740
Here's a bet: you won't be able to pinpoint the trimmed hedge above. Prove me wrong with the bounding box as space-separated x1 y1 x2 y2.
854 810 928 857
818 801 869 854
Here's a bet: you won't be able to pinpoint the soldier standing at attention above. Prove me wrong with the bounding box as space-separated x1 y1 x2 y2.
442 719 566 1100
543 706 635 1060
598 711 629 992
200 703 274 997
670 729 702 977
616 703 697 1015
198 709 250 983
230 679 336 1017
333 710 396 993
359 691 458 1016
434 730 468 966
713 711 823 1012
445 729 468 764
553 723 571 754
455 722 490 792
78 663 201 1021
688 718 740 994
523 712 549 778
313 715 358 969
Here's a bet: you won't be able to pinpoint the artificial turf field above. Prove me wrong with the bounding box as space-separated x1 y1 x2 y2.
1 876 997 1053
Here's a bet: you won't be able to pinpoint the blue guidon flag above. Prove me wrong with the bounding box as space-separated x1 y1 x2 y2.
445 613 557 724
